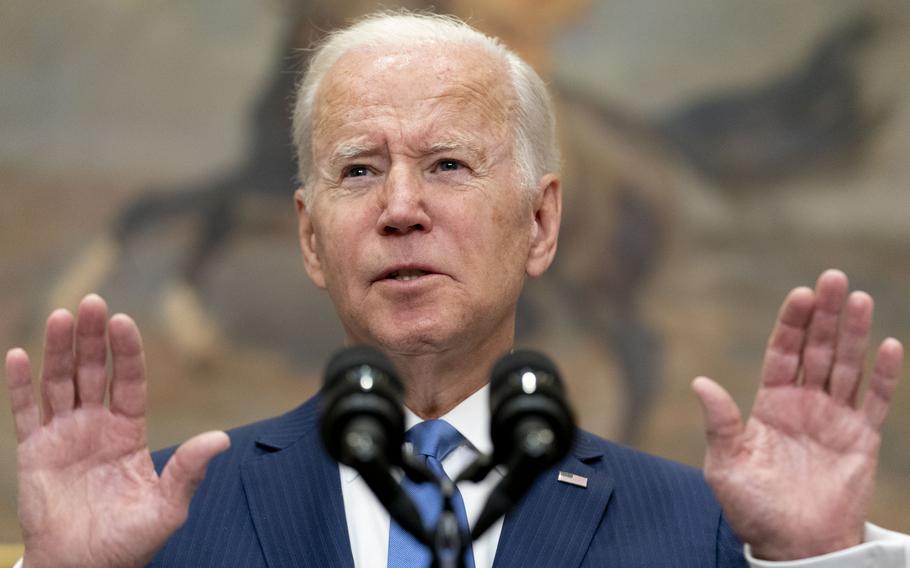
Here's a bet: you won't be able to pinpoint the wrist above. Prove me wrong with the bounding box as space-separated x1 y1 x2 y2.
21 549 56 568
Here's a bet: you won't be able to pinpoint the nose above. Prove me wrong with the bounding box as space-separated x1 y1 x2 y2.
376 166 432 236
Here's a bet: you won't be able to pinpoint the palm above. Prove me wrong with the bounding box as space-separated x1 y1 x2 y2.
17 410 158 566
5 296 229 568
713 388 878 553
693 270 903 560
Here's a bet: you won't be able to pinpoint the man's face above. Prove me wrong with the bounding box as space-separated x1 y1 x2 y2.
296 43 556 357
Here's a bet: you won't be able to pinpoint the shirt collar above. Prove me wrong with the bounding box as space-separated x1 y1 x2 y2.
405 383 492 456
341 383 492 483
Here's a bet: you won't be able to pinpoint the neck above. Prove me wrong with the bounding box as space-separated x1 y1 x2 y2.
386 326 515 420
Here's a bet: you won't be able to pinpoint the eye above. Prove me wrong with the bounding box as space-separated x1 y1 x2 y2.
344 165 371 178
434 159 463 173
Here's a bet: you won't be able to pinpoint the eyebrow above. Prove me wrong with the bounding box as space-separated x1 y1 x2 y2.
327 140 379 170
420 137 487 163
325 135 489 169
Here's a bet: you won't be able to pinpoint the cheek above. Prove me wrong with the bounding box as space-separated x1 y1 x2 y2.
467 200 532 280
313 214 361 287
491 194 532 247
316 199 389 294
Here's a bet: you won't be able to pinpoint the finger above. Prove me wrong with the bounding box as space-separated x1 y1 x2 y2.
760 287 815 388
862 338 903 430
39 309 76 423
829 291 873 405
802 269 849 390
109 314 147 419
691 377 744 465
74 294 109 407
5 349 40 443
159 431 230 518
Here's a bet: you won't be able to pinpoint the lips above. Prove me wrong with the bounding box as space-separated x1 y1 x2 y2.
386 268 429 281
374 264 442 283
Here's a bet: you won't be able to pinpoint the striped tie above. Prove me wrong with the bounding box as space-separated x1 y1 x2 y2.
387 419 476 568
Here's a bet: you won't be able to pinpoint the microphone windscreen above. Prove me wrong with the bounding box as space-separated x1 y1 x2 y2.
320 345 404 467
488 349 574 468
472 349 576 540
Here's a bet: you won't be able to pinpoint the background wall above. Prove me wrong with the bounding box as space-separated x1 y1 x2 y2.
2 0 909 542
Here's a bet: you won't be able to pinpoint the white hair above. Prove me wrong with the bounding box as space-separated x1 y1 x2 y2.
292 11 560 208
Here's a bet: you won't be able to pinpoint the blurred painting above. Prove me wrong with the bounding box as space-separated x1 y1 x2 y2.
2 0 909 542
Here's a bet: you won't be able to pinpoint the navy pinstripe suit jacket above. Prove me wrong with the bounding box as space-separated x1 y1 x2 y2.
150 395 747 567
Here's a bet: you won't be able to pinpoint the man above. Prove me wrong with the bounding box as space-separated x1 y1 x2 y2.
5 11 909 567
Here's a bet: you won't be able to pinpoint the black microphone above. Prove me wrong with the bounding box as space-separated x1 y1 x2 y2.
470 350 575 539
320 345 429 545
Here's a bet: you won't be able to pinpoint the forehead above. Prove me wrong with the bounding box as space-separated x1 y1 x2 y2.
311 42 513 147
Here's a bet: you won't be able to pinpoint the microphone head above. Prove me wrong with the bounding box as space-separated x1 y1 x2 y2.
320 345 405 467
488 350 575 469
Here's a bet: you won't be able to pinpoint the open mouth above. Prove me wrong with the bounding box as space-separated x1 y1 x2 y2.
385 269 430 281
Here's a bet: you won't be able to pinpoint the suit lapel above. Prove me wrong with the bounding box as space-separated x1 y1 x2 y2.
241 398 355 568
492 433 613 568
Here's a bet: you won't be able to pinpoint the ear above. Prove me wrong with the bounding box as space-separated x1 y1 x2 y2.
525 174 561 278
295 188 326 289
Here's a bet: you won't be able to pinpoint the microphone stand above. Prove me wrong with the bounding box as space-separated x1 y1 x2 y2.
322 347 574 568
399 423 563 567
398 452 472 568
341 420 433 549
430 477 470 568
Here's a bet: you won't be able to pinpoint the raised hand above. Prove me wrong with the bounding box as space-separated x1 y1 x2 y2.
692 269 904 561
5 295 230 568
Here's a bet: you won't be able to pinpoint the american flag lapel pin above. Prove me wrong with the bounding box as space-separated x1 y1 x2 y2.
557 470 588 488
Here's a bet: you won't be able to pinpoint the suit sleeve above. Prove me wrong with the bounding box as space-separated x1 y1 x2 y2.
745 524 910 568
717 511 750 567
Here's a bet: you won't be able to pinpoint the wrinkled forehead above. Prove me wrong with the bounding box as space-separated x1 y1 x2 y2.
311 42 514 145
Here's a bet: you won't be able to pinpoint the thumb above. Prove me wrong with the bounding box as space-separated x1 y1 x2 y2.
691 377 743 465
160 430 230 516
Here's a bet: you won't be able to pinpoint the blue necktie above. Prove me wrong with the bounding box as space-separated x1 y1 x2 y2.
388 419 476 568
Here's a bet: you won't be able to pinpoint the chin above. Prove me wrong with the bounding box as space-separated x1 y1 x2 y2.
365 316 458 357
